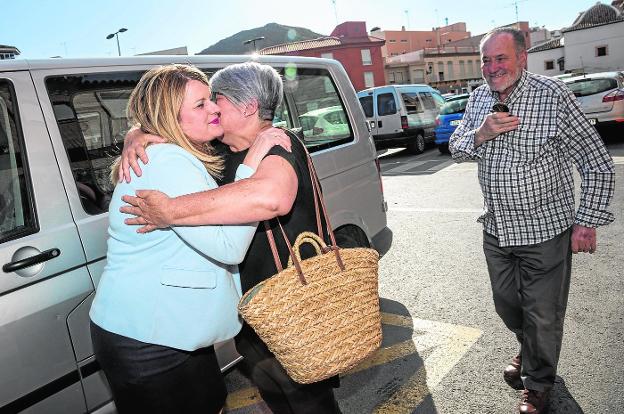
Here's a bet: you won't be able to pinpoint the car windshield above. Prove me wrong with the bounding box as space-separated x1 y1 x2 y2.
565 78 618 97
299 115 317 131
439 98 469 115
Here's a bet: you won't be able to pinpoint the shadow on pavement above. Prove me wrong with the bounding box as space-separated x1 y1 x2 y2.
335 298 437 413
548 376 584 413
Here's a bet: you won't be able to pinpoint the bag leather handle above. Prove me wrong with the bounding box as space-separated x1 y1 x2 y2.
263 132 345 285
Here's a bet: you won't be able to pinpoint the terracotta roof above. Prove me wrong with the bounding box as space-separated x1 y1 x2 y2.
563 2 623 32
259 34 383 55
527 38 563 53
259 37 341 55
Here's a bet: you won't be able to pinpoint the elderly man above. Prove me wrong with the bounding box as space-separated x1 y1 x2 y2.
449 28 615 413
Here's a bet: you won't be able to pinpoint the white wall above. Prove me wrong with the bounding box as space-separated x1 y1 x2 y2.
528 47 565 75
564 21 624 73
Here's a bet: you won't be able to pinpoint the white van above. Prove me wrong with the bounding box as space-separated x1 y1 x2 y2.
0 55 387 413
357 84 445 154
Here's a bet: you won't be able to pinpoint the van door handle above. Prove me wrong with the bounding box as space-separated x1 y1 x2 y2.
3 248 61 273
378 121 382 128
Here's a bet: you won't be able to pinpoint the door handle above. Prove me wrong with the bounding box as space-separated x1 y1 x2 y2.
3 248 61 273
378 121 383 128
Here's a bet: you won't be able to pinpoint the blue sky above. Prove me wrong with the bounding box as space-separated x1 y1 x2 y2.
5 0 604 59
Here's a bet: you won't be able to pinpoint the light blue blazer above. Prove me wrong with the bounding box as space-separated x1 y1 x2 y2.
90 144 257 351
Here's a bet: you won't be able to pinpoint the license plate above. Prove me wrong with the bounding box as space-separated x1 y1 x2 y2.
589 118 597 125
450 120 461 126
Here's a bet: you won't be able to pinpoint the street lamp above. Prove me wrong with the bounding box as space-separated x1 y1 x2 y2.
106 28 128 56
243 36 265 52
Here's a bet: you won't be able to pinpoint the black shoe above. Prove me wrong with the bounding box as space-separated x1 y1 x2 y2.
504 354 524 390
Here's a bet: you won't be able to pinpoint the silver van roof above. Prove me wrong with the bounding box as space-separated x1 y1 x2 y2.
0 55 341 72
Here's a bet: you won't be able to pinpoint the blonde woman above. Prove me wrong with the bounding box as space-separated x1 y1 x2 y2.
89 64 288 413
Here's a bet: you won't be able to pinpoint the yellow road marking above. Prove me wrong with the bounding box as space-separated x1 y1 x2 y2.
225 312 482 412
225 387 263 410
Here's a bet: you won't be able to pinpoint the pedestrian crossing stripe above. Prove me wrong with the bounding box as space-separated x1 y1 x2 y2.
224 312 482 412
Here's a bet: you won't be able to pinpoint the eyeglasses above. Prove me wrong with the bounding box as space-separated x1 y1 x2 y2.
491 103 509 112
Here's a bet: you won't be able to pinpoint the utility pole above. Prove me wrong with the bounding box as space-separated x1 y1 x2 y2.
331 0 338 25
404 10 410 29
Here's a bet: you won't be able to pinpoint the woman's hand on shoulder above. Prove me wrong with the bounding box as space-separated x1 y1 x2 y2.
119 126 167 183
243 127 292 170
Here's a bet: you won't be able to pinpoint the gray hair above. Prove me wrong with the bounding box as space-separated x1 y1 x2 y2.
479 27 526 55
210 62 283 121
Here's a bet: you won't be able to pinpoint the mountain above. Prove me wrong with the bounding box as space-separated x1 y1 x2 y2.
197 23 326 55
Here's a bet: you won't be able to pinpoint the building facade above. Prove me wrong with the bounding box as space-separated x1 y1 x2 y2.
0 45 20 60
260 21 385 91
527 2 624 75
372 23 471 58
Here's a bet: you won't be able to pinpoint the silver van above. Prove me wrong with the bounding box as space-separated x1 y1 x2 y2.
0 55 387 413
357 84 445 154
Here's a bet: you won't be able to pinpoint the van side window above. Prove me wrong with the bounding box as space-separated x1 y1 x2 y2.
418 92 437 110
401 92 423 114
286 68 353 152
377 93 397 116
46 72 142 215
358 96 373 117
0 80 37 242
431 91 445 108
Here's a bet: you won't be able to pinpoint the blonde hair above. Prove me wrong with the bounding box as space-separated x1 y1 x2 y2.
110 64 223 183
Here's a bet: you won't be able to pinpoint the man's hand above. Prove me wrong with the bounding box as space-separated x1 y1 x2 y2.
474 112 520 147
119 127 167 183
120 190 172 233
243 128 292 170
571 224 597 254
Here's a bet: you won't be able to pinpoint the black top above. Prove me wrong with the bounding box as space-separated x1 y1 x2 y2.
217 133 325 293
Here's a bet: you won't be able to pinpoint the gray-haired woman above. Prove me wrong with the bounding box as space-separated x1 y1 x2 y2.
120 62 342 414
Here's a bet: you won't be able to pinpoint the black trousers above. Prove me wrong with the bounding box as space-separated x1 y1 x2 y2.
483 228 572 391
235 322 342 414
90 322 226 414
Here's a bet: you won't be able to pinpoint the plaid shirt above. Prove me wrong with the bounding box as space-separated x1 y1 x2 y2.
450 70 615 247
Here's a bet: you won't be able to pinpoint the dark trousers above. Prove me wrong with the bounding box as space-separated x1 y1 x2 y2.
483 228 572 391
235 322 342 414
90 322 226 414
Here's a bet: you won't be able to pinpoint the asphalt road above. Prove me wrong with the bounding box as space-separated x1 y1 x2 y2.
223 134 623 414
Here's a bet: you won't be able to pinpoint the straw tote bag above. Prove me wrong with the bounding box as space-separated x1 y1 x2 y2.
238 146 382 384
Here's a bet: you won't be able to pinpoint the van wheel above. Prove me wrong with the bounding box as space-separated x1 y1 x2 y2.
438 143 450 154
334 225 371 248
407 133 425 154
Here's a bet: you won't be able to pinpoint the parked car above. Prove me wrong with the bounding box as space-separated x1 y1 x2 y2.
563 71 624 134
299 105 351 141
357 84 445 154
0 55 388 414
434 94 470 153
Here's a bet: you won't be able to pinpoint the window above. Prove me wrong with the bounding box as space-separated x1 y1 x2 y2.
388 72 395 84
412 69 425 83
437 62 444 81
389 39 396 43
400 39 408 43
596 46 607 57
46 72 140 214
363 71 375 88
321 52 334 60
288 68 354 151
459 61 466 77
396 72 403 82
401 92 423 114
447 61 454 79
0 80 37 242
359 96 374 117
377 93 397 116
418 92 437 110
544 60 554 70
361 49 372 65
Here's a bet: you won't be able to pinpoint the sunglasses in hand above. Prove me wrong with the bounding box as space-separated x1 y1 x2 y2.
491 103 509 113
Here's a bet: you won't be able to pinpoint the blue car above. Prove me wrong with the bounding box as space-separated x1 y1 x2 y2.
434 94 470 153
